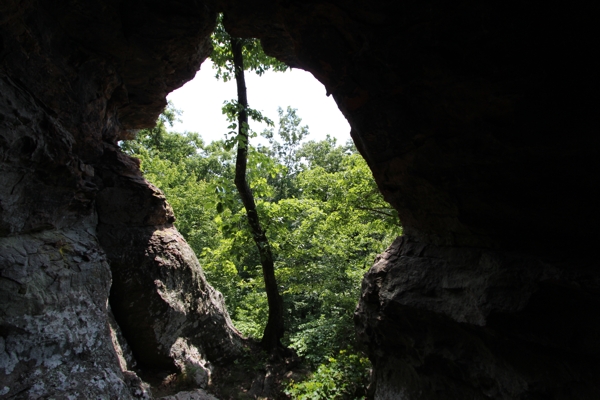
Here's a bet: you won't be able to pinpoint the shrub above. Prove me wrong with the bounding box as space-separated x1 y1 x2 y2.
285 349 370 400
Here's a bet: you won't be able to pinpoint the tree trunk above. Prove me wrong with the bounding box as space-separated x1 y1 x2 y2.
231 37 285 352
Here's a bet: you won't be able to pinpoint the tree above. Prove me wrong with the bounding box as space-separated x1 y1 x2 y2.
260 106 310 200
211 16 288 353
123 105 402 397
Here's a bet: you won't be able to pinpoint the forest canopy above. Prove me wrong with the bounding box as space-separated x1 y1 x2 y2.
121 103 401 398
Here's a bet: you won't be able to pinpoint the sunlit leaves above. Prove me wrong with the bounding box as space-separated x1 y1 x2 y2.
121 104 401 396
285 349 370 399
211 14 288 82
221 100 274 150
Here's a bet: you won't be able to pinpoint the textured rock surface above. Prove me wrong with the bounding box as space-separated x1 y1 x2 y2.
0 0 239 398
159 389 219 400
0 223 134 399
356 237 600 399
0 25 135 395
96 145 242 373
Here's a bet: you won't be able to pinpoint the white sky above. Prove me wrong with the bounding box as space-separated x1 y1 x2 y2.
167 61 351 146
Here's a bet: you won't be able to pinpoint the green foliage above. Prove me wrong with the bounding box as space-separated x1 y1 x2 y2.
285 349 370 400
259 106 310 200
297 135 352 173
271 151 399 366
261 106 310 170
122 104 400 397
221 99 274 150
121 102 222 253
210 14 288 82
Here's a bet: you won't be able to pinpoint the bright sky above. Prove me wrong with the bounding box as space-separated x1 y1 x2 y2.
166 61 351 146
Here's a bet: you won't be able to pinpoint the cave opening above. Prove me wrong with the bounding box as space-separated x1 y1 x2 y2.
117 46 402 394
166 59 351 147
3 1 598 398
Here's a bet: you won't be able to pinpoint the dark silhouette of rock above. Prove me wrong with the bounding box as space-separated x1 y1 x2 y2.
355 236 600 398
219 1 600 398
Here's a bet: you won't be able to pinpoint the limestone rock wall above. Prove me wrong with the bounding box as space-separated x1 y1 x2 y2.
96 145 242 373
0 26 134 395
0 0 240 398
0 222 133 398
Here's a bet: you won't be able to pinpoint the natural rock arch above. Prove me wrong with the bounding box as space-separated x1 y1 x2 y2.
1 0 598 399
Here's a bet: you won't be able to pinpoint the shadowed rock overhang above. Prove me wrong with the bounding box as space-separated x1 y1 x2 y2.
1 0 598 399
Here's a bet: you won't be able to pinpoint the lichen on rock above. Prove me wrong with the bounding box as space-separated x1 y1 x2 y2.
0 222 135 398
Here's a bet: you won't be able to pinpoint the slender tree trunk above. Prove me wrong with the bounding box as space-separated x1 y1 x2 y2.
231 37 285 352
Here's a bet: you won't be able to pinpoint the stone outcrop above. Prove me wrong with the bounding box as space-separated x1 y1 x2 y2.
355 237 600 399
0 43 134 397
0 222 132 398
1 0 239 398
159 389 219 400
1 0 599 398
96 144 242 372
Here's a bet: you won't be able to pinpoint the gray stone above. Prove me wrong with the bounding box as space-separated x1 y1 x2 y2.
0 1 237 397
159 389 219 400
0 223 133 399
